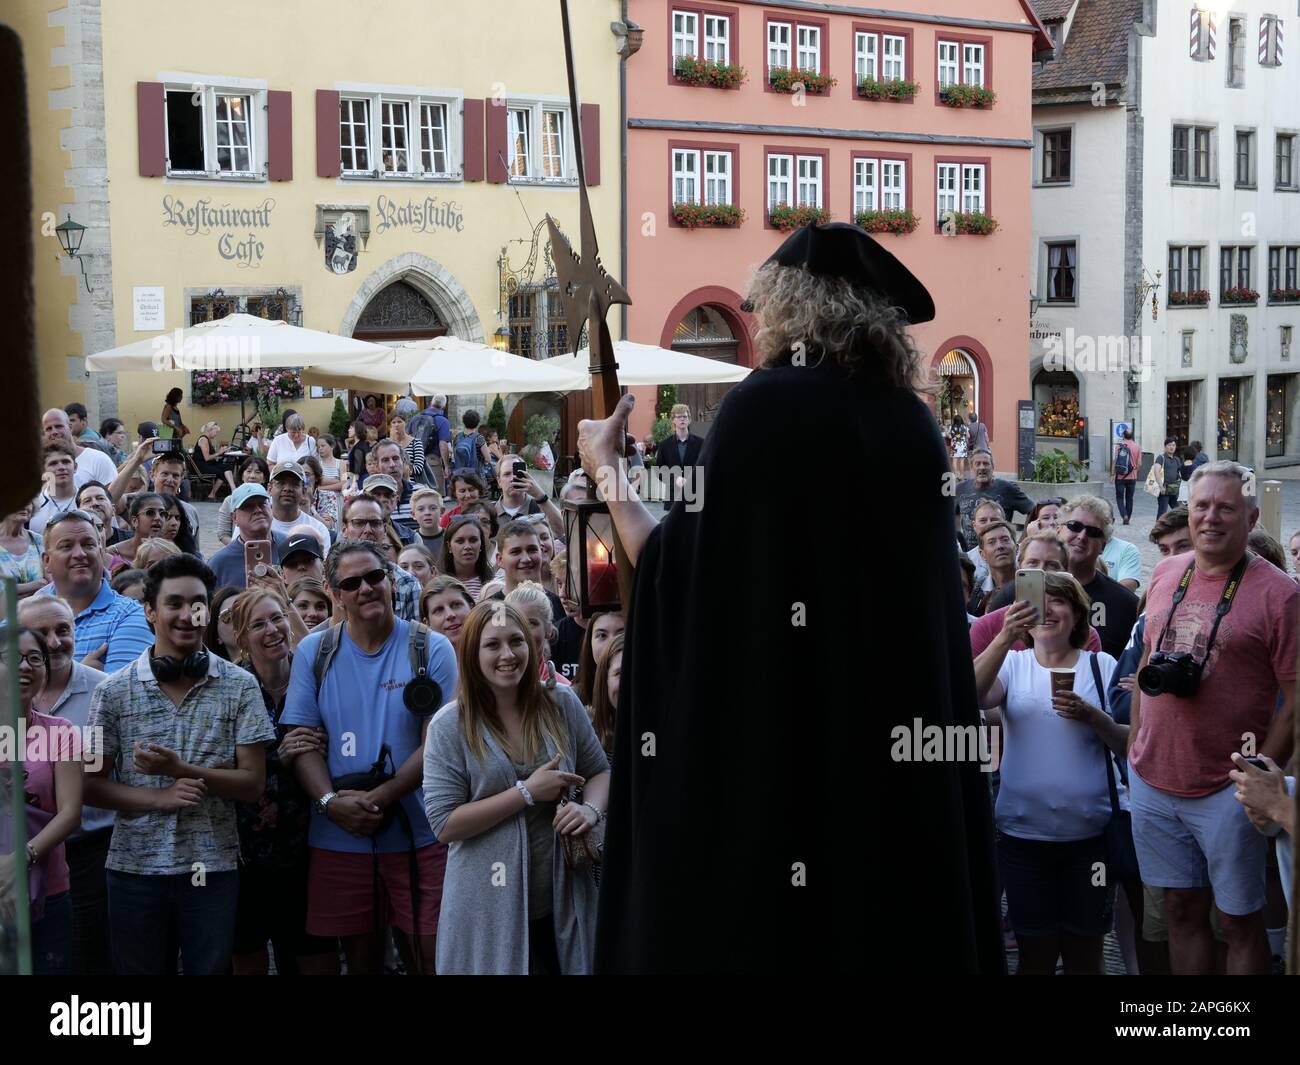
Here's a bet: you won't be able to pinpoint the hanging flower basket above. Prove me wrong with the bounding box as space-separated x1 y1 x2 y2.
941 211 998 235
674 55 747 89
768 67 837 94
939 84 997 108
1169 290 1211 306
769 203 832 231
1269 287 1300 303
672 202 746 229
855 208 920 234
191 368 304 408
857 77 919 101
1221 287 1260 304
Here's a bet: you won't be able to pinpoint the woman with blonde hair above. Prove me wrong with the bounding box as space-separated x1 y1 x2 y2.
589 632 623 764
133 537 181 571
226 586 335 975
422 601 609 973
193 421 236 498
504 581 569 689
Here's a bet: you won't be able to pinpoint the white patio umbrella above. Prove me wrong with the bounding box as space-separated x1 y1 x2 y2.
302 336 589 395
84 312 390 373
543 340 752 386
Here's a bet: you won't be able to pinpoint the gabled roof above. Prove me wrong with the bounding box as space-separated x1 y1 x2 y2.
1017 0 1057 53
1033 0 1142 95
1033 0 1076 21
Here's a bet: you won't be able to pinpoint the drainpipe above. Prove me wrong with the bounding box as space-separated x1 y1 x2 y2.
620 0 629 340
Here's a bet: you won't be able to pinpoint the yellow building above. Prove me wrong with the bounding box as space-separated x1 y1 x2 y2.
14 0 623 442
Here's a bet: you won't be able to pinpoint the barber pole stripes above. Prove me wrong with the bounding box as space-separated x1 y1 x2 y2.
1207 13 1217 59
1189 8 1217 59
1259 17 1283 65
1190 7 1200 57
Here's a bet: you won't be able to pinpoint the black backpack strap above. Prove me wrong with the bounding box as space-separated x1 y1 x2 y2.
1089 653 1122 818
313 624 343 696
408 621 429 679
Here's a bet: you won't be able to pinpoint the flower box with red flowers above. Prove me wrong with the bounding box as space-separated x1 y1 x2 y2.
1221 287 1260 304
768 67 837 95
1169 290 1211 306
855 208 920 234
940 211 998 235
1270 287 1300 303
938 84 997 109
674 56 747 89
769 203 832 231
672 202 746 229
857 77 919 101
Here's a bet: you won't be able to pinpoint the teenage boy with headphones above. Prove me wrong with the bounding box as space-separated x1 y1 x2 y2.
84 554 274 975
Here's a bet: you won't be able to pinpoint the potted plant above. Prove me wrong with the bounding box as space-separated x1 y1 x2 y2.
940 211 998 235
1170 289 1211 306
672 202 746 229
939 83 997 108
1222 286 1261 304
768 66 837 94
1270 287 1300 303
769 203 832 231
674 55 747 89
521 412 560 496
857 77 919 101
855 208 920 234
1028 448 1090 484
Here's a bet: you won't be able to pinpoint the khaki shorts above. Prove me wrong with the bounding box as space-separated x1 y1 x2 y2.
1141 884 1226 943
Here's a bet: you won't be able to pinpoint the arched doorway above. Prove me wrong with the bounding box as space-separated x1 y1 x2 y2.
352 280 448 344
935 348 980 429
671 305 740 437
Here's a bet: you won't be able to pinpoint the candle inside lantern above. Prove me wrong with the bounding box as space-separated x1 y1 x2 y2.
588 540 619 605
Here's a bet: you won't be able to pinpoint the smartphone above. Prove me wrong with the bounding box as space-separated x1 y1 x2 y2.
1244 756 1269 771
244 539 273 584
152 438 182 454
512 458 528 480
1014 568 1046 623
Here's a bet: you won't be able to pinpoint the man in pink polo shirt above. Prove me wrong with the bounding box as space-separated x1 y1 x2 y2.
1127 462 1298 975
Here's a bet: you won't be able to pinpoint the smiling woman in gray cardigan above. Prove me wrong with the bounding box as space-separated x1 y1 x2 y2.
423 603 610 975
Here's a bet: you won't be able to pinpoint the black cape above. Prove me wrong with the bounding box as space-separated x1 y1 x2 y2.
594 358 1004 974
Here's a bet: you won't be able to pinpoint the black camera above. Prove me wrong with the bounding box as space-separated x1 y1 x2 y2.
1137 651 1203 698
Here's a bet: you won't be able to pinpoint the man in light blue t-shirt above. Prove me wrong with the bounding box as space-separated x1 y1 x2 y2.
281 540 457 975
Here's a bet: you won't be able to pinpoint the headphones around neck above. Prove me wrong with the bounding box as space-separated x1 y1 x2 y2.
150 649 210 683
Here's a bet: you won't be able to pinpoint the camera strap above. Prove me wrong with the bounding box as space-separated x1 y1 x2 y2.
1152 554 1250 664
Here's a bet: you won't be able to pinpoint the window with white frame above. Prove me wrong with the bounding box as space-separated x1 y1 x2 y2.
962 43 986 86
673 149 699 204
961 163 986 213
936 163 958 216
768 153 792 208
339 90 460 178
166 85 259 176
796 155 823 207
796 25 821 72
704 15 730 63
937 41 959 88
506 101 573 183
854 157 906 213
937 161 985 217
703 151 731 204
673 11 698 60
856 32 878 81
883 35 906 80
768 22 791 69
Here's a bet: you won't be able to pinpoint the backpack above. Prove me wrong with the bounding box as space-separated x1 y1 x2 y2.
313 620 432 701
1114 442 1132 478
452 430 482 475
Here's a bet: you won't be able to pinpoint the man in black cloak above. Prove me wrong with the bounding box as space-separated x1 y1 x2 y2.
581 223 1004 974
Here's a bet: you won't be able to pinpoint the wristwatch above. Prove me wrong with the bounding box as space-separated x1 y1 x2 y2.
314 790 338 815
536 493 549 506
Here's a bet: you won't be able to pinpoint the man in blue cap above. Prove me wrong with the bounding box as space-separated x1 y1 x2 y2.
207 483 288 589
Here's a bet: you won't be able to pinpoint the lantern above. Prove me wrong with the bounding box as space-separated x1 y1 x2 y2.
491 326 511 352
54 213 92 293
562 489 621 617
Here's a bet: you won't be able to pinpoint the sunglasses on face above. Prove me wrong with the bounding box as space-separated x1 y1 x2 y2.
45 509 99 532
1041 497 1067 507
336 568 388 593
1063 519 1105 539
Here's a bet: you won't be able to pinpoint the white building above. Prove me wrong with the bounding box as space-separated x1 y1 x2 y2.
1030 0 1300 472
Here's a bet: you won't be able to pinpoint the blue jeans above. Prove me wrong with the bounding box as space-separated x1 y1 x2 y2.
1115 479 1136 521
1156 491 1179 517
107 869 239 975
32 891 72 975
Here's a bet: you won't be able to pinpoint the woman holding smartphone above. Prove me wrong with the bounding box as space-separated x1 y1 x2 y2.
973 572 1127 975
423 602 609 974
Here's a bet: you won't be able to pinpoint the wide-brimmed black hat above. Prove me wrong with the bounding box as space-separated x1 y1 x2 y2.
761 222 935 324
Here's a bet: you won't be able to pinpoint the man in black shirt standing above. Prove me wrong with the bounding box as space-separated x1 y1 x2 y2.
1060 495 1139 658
955 449 1034 545
659 404 703 507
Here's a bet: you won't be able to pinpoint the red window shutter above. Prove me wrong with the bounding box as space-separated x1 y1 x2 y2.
316 89 341 178
580 103 600 186
486 100 508 183
462 98 485 181
267 90 292 181
136 81 166 177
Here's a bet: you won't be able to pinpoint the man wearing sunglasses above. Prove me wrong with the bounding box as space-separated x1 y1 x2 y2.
341 494 421 621
34 511 152 674
281 541 457 975
1059 496 1138 659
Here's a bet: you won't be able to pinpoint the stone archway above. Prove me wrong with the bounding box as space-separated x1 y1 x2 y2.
340 253 482 342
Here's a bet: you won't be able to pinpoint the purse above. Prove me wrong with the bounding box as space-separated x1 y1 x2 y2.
1089 654 1141 883
557 786 605 872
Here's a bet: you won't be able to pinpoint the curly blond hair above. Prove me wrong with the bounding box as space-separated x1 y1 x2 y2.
745 263 923 392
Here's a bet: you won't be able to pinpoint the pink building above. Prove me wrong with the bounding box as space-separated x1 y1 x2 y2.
624 0 1052 466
